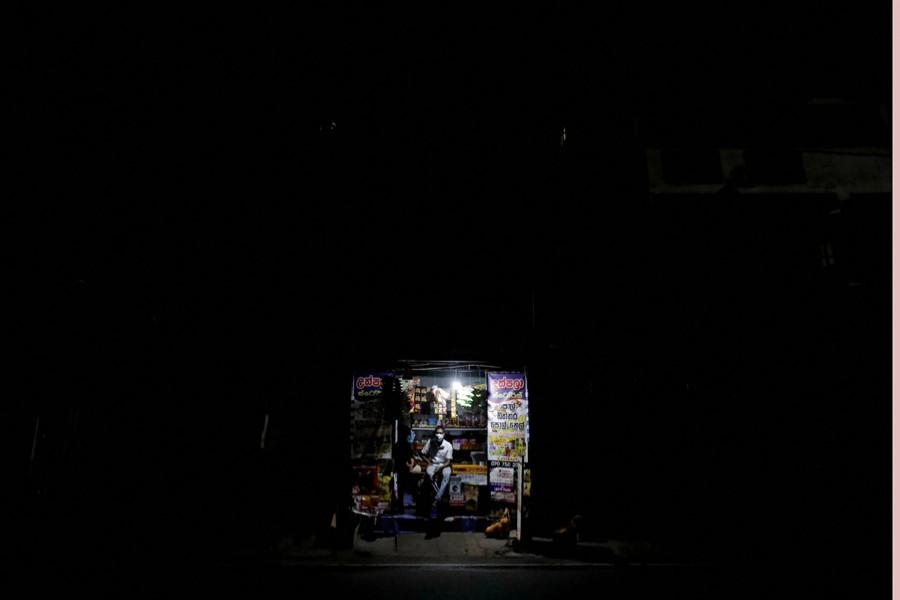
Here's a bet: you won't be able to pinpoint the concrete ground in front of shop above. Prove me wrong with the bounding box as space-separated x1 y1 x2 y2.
276 531 558 566
274 530 685 567
271 518 684 567
221 509 711 567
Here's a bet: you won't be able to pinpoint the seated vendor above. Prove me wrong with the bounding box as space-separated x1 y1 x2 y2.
417 425 453 513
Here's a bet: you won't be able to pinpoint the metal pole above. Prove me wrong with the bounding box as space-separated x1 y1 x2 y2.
260 413 269 449
29 416 40 475
516 457 523 541
531 285 536 333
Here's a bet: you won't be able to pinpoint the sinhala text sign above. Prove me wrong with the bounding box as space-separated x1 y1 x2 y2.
487 372 528 503
350 373 394 516
350 373 393 460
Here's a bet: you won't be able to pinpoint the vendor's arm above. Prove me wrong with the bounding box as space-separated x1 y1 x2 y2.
436 451 453 471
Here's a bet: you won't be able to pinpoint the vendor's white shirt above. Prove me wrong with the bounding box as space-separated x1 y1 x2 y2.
425 438 453 466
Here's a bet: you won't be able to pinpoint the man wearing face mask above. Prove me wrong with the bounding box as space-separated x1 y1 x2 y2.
421 425 453 515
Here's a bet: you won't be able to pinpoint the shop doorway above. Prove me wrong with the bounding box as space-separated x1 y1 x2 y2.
349 361 530 539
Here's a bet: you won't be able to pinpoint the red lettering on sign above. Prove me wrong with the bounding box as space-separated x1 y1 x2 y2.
356 375 383 389
490 377 525 391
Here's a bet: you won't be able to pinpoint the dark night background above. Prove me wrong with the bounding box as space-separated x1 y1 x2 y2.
12 3 891 589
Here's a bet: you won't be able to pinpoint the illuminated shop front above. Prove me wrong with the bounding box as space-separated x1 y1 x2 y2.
348 361 530 537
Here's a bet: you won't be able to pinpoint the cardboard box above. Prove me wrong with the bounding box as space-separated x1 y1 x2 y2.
453 464 488 474
462 483 480 512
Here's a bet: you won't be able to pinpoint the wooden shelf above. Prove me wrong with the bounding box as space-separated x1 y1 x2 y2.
411 427 485 431
414 451 482 455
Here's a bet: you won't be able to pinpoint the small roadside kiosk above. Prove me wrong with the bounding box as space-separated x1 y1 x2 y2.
349 361 531 540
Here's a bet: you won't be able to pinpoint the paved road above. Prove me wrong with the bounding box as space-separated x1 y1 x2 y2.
249 565 735 599
252 564 870 600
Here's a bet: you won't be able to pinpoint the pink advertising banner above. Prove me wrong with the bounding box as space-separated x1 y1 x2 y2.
486 372 529 465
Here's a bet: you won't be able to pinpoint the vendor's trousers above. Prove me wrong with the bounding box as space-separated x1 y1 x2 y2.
426 465 452 505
